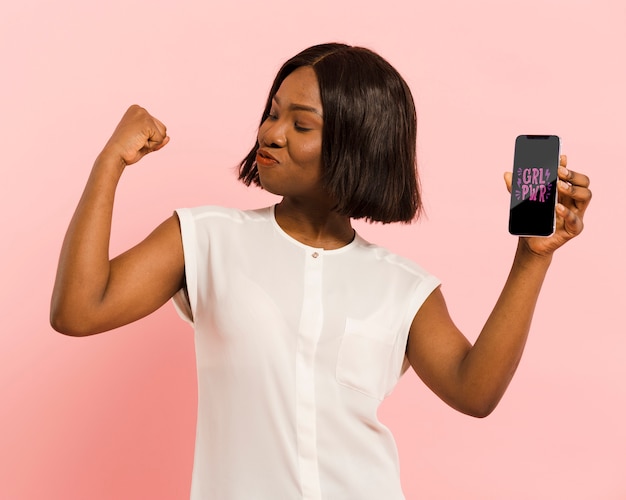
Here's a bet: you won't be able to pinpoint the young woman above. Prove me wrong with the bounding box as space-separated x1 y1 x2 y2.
51 43 591 499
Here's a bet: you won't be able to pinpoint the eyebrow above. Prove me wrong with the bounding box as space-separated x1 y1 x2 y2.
273 95 323 118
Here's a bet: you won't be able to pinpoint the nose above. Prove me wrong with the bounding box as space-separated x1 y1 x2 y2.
259 118 286 148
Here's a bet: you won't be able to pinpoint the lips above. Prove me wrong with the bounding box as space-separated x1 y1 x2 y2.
256 149 279 167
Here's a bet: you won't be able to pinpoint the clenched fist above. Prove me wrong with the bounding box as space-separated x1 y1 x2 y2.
100 105 169 167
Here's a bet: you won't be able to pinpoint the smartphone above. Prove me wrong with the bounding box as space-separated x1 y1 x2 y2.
508 135 560 237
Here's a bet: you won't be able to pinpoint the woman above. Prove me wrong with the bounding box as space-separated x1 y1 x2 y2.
51 43 591 499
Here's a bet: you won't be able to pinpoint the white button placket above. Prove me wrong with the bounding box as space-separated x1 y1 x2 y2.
295 248 324 499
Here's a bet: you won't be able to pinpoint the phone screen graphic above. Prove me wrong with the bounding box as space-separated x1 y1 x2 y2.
509 135 560 237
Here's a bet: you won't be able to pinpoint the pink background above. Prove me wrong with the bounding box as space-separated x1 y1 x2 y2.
1 0 624 498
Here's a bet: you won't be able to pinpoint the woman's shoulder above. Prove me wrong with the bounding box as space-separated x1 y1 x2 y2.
176 205 272 224
353 236 436 282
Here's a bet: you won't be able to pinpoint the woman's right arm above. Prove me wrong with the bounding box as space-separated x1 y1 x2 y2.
50 105 185 336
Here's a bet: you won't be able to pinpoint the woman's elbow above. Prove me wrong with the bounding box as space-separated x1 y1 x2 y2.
463 405 496 419
49 305 98 337
456 396 502 419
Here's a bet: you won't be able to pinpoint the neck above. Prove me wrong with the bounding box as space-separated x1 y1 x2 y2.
275 199 354 250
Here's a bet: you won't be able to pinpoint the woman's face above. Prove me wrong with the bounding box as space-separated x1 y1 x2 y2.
256 66 327 203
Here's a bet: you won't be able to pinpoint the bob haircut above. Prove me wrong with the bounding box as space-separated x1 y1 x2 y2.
239 43 422 223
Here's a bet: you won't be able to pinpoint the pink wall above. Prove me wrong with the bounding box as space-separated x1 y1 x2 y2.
1 0 624 498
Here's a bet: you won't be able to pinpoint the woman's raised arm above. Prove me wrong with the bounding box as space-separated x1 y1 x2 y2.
50 105 184 336
407 156 592 417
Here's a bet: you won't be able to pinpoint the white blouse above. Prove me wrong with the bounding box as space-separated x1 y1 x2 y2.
173 205 440 500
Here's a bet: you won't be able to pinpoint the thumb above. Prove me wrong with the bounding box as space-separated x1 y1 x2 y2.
503 171 512 194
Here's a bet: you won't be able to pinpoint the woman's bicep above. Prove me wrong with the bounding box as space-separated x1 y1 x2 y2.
85 214 185 334
406 287 472 409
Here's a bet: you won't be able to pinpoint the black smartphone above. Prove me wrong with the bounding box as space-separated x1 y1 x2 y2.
509 135 560 237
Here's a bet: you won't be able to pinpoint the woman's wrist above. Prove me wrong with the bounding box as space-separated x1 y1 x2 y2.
514 238 553 270
93 148 127 178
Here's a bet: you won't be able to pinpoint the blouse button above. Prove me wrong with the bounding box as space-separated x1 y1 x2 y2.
312 252 319 258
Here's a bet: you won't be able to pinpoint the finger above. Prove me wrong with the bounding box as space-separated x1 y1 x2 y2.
145 123 168 147
137 130 168 158
558 179 592 203
560 154 567 168
558 166 590 189
151 135 170 152
147 129 165 145
556 202 583 237
153 116 167 138
503 172 512 193
558 181 592 216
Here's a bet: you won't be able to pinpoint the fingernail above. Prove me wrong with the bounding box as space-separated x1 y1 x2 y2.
559 166 569 177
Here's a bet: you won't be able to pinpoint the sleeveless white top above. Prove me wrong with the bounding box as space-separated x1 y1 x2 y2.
173 205 440 500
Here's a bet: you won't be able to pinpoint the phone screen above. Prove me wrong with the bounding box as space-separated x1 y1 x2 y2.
509 135 560 237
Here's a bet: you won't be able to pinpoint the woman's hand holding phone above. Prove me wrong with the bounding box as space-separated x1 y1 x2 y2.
504 154 592 257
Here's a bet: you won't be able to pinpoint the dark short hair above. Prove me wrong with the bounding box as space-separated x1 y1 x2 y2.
239 43 421 223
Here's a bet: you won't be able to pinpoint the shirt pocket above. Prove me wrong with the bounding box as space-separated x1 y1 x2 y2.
335 318 399 400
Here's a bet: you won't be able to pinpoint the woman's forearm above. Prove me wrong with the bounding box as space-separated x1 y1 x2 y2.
457 240 553 415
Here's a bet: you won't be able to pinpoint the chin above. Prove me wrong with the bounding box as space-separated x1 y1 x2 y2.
257 177 282 197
